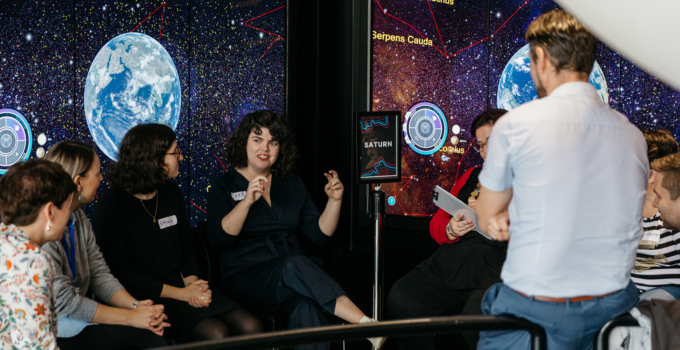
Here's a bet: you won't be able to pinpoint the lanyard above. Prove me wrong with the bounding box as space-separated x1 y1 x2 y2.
60 219 76 283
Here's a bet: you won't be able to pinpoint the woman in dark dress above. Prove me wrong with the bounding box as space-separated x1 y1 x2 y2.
207 111 385 350
92 124 262 343
386 109 509 350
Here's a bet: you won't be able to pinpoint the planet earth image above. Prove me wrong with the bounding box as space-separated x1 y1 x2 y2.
497 44 609 111
84 32 181 160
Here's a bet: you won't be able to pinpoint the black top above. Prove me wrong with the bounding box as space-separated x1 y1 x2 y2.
92 182 200 300
419 166 508 290
207 170 329 281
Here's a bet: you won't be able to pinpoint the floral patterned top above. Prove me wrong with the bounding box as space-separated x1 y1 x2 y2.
0 223 58 350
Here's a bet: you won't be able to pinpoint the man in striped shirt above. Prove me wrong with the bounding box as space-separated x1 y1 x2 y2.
643 151 680 300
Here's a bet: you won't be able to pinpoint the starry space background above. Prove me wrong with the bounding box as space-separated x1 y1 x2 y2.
0 0 285 224
372 0 680 216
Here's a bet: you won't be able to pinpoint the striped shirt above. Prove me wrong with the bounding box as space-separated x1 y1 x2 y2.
631 212 680 291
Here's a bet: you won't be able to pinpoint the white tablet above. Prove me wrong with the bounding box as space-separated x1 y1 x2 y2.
432 185 492 240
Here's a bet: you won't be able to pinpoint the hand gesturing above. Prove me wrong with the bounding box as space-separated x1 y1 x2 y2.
324 170 343 201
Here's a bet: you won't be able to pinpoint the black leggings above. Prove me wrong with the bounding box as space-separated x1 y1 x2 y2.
57 324 168 350
191 307 263 341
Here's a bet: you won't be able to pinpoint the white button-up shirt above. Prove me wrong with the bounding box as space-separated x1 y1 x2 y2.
480 82 648 297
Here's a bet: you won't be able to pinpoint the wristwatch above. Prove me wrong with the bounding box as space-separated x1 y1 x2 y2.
446 222 457 238
131 301 140 310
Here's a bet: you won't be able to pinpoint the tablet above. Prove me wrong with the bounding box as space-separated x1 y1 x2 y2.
432 185 492 240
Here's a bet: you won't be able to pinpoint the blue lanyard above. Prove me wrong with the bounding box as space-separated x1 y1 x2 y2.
60 219 76 282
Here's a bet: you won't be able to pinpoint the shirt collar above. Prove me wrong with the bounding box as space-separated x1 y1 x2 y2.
0 223 30 241
548 81 599 99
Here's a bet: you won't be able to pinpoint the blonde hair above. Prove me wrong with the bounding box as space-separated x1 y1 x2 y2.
45 141 96 179
525 9 597 74
651 152 680 200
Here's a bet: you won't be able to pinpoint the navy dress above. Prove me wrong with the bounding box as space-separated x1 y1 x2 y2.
207 170 345 338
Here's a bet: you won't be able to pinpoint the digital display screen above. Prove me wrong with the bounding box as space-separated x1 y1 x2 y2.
371 0 680 217
0 0 286 224
357 111 401 184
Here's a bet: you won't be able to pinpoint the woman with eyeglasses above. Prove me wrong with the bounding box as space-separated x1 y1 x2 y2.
0 159 77 349
386 109 509 350
42 141 169 349
92 124 262 343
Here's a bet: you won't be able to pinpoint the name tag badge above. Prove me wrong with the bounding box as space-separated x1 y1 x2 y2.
231 191 246 201
158 215 178 230
641 229 661 244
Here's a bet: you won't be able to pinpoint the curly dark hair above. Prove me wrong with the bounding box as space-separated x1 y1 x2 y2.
470 109 508 137
0 159 77 226
226 110 297 178
107 123 176 194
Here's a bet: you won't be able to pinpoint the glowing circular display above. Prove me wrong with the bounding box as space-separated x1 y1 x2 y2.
0 109 33 174
403 102 448 155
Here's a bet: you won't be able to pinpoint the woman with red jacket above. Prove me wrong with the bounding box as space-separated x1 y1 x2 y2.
386 109 508 350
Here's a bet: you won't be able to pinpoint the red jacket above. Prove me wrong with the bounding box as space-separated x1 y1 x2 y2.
429 166 481 245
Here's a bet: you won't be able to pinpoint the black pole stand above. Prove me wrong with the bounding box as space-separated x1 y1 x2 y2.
370 185 386 323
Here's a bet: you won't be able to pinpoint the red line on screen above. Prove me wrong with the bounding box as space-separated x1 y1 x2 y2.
189 201 207 213
373 0 531 59
425 0 447 56
453 137 476 189
158 2 166 41
241 5 286 58
131 3 165 33
214 154 226 174
242 5 285 24
260 37 280 60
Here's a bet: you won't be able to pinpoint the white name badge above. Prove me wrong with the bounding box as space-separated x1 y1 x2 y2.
231 191 246 201
641 229 661 244
158 215 178 230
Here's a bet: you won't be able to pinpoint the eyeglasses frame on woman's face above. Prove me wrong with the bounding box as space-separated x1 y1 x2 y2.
473 141 487 153
166 146 182 158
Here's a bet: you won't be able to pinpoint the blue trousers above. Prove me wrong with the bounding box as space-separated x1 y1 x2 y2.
477 281 639 350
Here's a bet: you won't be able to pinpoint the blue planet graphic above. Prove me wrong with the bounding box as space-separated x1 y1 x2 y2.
497 44 609 110
84 32 181 160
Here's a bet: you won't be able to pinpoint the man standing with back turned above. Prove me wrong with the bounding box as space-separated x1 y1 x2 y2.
476 9 649 350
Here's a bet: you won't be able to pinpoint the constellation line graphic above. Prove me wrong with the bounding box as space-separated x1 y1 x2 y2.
242 5 286 59
130 2 166 41
374 0 531 59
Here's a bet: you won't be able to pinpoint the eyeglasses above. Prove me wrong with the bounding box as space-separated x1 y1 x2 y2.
166 147 182 158
473 141 487 153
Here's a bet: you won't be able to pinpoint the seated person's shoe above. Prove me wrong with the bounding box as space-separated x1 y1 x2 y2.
359 316 386 349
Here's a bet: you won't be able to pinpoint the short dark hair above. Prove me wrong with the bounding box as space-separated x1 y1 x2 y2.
470 109 508 137
0 159 77 226
652 152 680 200
226 110 297 178
643 129 679 164
45 141 96 179
525 9 597 74
107 123 176 194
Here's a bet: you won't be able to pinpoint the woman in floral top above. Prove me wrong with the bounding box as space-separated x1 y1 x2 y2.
0 160 77 349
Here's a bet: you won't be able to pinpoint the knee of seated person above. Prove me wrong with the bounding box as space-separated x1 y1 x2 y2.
386 280 410 318
239 314 264 334
193 317 231 340
639 288 676 301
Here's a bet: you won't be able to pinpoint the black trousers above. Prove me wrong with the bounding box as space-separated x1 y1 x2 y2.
225 255 346 350
57 324 168 350
387 267 486 350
